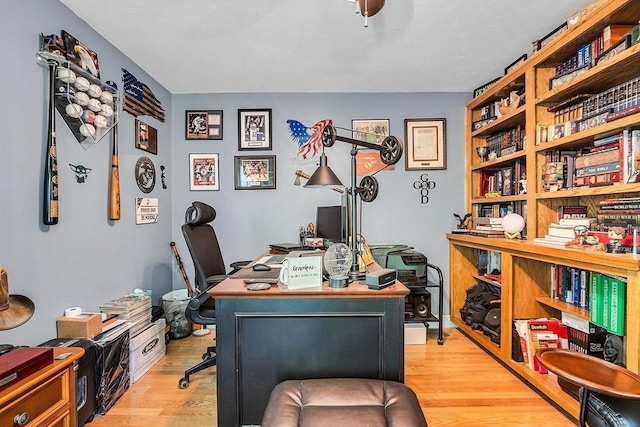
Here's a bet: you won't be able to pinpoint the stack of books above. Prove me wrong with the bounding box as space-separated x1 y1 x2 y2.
99 294 152 338
532 217 596 247
596 196 640 234
470 217 505 238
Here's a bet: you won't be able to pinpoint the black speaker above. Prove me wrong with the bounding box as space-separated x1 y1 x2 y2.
405 288 431 321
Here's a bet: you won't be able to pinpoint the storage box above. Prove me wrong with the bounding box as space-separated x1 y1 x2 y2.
130 318 166 384
57 313 102 339
404 323 427 345
0 347 54 391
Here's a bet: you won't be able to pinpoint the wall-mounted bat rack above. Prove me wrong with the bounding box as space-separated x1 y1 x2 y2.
36 50 120 145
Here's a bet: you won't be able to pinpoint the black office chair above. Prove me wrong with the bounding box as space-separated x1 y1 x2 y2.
178 201 249 389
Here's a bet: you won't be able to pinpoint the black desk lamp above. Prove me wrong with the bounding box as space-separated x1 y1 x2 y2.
304 124 403 280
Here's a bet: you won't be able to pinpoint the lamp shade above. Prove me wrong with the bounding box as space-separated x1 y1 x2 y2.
304 154 344 188
358 0 385 16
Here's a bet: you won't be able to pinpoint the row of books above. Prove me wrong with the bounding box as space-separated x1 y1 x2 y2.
562 312 625 367
531 216 594 247
478 161 526 197
590 272 626 336
549 24 638 89
541 129 639 191
484 125 525 160
537 76 640 145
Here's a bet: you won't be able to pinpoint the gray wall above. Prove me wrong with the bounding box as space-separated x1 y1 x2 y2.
1 0 469 346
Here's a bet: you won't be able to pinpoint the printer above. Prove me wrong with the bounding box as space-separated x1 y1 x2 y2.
371 245 427 287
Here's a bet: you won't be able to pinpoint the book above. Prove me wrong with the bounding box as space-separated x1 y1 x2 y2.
532 237 568 247
602 24 635 50
547 223 578 239
607 275 626 336
474 216 503 225
558 217 596 226
469 229 505 238
543 234 574 243
99 294 151 314
557 205 587 219
573 171 621 187
574 148 620 169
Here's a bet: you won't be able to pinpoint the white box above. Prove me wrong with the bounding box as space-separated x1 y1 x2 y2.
130 318 166 384
404 323 426 345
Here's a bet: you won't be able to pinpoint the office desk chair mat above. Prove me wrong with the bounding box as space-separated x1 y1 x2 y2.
231 267 281 280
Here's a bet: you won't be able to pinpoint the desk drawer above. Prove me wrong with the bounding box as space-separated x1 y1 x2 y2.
0 370 69 427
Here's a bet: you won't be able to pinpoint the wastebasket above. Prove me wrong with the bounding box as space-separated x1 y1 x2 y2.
162 289 191 339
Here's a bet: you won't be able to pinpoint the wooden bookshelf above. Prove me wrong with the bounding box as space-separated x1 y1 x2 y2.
450 0 640 418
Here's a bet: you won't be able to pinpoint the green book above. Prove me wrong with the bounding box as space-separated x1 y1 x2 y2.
602 275 610 330
607 276 626 335
590 272 603 326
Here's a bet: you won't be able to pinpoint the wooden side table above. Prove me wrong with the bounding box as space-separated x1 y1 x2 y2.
0 347 84 427
536 349 640 427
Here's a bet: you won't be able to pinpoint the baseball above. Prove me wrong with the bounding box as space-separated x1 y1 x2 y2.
93 114 108 128
88 98 102 112
99 91 113 104
74 76 90 91
65 103 82 118
81 110 95 123
56 68 76 84
100 103 114 117
88 84 102 98
79 123 96 137
74 91 90 106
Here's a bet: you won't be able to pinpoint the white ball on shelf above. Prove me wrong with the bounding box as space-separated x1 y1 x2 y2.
64 103 82 118
79 123 96 137
87 84 102 98
99 91 113 104
74 76 90 91
93 114 108 128
74 92 89 106
502 213 525 239
100 103 114 117
56 68 76 84
87 98 102 112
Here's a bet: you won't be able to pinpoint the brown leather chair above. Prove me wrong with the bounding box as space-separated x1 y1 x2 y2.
261 378 428 427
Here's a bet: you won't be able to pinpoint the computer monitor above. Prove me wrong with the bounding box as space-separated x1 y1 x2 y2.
315 205 346 244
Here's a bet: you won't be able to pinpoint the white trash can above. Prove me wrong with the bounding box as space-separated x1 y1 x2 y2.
162 289 191 339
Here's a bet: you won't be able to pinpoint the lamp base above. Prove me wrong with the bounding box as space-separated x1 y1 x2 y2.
328 276 348 288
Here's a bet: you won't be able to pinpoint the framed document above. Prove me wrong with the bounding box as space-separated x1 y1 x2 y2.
404 118 447 170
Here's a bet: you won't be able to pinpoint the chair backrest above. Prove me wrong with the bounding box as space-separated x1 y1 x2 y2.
181 202 227 291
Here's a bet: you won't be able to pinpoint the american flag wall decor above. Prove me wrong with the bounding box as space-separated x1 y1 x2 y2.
122 69 165 122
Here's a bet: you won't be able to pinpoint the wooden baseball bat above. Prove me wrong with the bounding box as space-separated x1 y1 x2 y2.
109 123 120 220
43 61 58 225
170 242 194 296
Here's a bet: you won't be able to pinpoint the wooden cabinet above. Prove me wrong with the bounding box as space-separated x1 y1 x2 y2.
450 0 640 419
0 348 83 427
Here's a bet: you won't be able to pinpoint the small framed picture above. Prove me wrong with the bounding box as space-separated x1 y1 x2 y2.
135 119 158 154
238 109 272 150
504 54 528 75
404 118 447 170
351 119 389 144
189 153 220 191
185 110 223 140
234 155 276 190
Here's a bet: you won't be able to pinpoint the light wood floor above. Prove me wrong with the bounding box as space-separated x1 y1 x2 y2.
88 327 576 426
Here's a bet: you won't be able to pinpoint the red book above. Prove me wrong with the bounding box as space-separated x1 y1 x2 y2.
0 347 54 391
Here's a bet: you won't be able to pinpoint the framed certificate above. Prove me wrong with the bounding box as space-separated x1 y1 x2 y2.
404 118 447 170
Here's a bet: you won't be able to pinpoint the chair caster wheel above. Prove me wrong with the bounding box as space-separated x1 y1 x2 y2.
179 378 190 389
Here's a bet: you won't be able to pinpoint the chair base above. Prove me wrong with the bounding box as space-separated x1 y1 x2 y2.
178 345 216 389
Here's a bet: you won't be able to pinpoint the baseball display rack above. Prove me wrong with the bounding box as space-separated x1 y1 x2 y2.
36 38 120 145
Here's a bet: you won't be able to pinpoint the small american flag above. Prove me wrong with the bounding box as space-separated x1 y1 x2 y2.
287 119 332 160
122 69 165 122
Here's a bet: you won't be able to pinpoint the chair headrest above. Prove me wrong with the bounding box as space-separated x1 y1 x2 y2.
185 201 216 225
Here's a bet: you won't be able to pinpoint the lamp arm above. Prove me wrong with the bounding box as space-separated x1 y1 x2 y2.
349 145 361 280
334 134 386 152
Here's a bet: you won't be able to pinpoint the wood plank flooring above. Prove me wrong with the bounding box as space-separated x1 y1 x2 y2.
87 327 576 426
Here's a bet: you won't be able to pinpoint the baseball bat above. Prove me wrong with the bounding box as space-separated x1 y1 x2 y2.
43 61 59 225
170 242 194 296
109 123 120 220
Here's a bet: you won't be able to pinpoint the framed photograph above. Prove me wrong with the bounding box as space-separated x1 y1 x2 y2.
351 119 389 144
404 118 447 170
238 109 272 150
234 155 276 190
185 110 223 140
504 54 528 75
135 119 158 154
189 153 219 191
473 77 501 98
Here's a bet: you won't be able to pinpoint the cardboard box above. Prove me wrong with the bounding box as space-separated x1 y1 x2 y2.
57 313 102 339
130 318 166 384
404 323 426 345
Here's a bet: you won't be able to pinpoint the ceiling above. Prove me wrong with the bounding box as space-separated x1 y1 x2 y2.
59 0 591 94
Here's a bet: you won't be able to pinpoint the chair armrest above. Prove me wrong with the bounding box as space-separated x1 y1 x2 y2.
230 260 251 274
186 290 216 325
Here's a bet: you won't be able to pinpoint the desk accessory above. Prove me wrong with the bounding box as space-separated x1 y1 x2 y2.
365 268 397 290
324 243 353 288
246 283 271 291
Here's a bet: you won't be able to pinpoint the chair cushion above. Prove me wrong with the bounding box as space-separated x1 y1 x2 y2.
185 201 216 225
261 378 428 427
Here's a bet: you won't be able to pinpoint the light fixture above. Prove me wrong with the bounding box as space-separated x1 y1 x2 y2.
310 123 403 280
502 213 525 239
345 0 386 27
295 170 344 193
304 149 344 189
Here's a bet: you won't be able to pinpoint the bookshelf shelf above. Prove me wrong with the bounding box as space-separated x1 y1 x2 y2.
450 0 640 419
